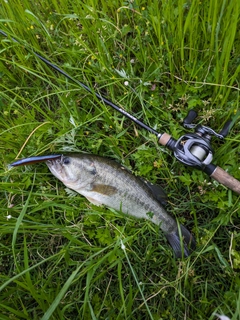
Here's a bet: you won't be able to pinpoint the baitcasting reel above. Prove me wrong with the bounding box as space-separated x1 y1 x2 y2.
166 110 232 169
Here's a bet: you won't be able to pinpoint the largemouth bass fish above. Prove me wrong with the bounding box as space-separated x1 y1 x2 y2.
11 154 195 257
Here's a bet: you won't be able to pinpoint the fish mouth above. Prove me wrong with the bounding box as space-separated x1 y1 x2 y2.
46 155 72 183
45 154 71 168
46 155 65 172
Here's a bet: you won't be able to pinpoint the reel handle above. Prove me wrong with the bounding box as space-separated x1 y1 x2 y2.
183 110 198 127
219 120 232 137
158 133 240 195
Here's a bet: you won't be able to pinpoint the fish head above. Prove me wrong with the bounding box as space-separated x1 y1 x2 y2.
46 154 96 190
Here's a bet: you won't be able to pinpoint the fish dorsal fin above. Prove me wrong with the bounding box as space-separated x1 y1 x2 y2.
141 179 168 206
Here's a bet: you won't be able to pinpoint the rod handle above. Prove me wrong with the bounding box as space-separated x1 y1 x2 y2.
158 133 172 146
210 166 240 195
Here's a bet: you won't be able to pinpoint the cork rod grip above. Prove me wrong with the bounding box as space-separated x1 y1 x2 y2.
158 133 172 146
210 166 240 195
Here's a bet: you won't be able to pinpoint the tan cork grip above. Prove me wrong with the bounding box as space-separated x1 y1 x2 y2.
158 133 172 146
211 166 240 195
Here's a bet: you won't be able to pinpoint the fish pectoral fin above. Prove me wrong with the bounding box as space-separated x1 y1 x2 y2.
84 184 117 206
91 184 117 196
85 196 103 206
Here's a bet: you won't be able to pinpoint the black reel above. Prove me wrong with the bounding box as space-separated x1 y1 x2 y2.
167 110 232 169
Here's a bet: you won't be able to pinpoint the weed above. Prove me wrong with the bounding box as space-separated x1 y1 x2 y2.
0 0 240 319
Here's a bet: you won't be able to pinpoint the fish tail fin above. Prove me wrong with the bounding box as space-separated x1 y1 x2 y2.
165 225 196 258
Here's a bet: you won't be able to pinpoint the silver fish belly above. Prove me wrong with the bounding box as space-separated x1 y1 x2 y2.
46 154 195 258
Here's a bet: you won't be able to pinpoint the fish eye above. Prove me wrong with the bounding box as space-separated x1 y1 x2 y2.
63 157 70 165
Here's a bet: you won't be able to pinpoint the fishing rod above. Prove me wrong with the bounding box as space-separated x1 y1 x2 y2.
1 30 240 194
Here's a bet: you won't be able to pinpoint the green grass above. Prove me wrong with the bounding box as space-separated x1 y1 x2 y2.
0 0 240 319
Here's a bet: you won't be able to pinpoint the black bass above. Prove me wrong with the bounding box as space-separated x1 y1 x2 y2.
10 154 195 257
